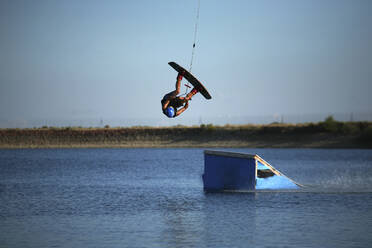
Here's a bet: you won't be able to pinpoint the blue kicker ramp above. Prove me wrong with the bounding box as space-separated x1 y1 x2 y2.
202 150 303 192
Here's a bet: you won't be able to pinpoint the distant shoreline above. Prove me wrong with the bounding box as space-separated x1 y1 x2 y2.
1 120 371 149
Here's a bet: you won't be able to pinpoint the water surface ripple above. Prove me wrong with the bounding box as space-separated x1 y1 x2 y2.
1 148 371 248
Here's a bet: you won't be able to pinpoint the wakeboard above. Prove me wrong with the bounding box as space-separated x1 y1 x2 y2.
168 62 212 100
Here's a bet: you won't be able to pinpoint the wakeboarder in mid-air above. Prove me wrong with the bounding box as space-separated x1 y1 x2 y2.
161 62 212 118
161 71 198 118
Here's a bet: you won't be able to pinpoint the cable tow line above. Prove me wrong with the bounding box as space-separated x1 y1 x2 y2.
189 0 201 73
185 0 201 95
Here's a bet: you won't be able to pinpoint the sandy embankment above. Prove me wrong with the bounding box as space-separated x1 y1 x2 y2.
1 123 371 149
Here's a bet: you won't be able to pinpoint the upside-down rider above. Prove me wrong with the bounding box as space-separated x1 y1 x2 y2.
161 71 199 118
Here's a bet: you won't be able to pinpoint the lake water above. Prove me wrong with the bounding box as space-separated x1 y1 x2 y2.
1 148 372 248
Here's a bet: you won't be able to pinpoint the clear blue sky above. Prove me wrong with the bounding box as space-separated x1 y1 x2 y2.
1 0 371 127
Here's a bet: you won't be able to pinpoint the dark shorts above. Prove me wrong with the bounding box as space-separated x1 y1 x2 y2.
161 91 184 109
162 90 178 101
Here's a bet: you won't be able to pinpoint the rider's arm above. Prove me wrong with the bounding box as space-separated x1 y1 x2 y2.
162 99 170 110
175 101 189 117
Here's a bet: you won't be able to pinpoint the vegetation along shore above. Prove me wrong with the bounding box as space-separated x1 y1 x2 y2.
1 117 371 149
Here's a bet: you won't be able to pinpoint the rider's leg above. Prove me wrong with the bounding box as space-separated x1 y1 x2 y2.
175 73 183 95
185 87 198 101
165 73 184 99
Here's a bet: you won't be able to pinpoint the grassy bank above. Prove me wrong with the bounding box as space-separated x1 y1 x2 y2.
1 118 372 149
